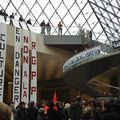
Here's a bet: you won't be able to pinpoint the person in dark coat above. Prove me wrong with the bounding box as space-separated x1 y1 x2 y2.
70 96 82 120
3 10 8 21
0 9 4 16
58 21 63 35
98 102 120 120
10 13 14 19
47 101 59 120
61 103 71 120
46 22 51 35
15 101 28 120
37 107 46 120
40 20 46 35
111 99 120 114
19 15 24 22
9 13 14 25
27 101 38 120
27 18 32 25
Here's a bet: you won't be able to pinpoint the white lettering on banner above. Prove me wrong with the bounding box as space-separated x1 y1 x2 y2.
0 23 7 102
30 32 37 102
63 46 101 72
13 27 21 106
21 30 30 103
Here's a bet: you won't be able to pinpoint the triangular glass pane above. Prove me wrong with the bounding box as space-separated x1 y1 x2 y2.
44 4 55 18
111 0 118 7
117 12 120 18
6 3 16 15
114 23 120 31
93 23 103 34
18 3 30 18
69 23 79 35
12 0 23 9
0 0 8 9
107 6 114 14
50 15 61 27
63 14 74 27
69 3 80 18
98 32 107 43
76 0 88 8
63 0 75 8
31 4 42 18
24 0 36 8
83 24 91 31
57 3 68 18
50 0 62 8
113 7 119 15
37 0 49 8
75 14 87 27
82 6 92 19
88 14 98 26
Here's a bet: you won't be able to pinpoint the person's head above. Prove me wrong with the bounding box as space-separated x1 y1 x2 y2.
29 101 35 108
38 107 45 114
59 21 61 24
0 9 3 12
49 101 54 108
19 101 26 109
64 103 70 109
75 96 81 102
0 102 12 120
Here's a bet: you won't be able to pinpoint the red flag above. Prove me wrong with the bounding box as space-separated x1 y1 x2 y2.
53 91 57 104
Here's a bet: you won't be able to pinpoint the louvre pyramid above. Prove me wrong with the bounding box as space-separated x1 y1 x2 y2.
0 0 120 44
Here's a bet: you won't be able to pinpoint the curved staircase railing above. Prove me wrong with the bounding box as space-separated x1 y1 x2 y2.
63 46 120 97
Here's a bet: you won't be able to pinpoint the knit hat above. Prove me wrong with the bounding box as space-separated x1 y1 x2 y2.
64 103 70 108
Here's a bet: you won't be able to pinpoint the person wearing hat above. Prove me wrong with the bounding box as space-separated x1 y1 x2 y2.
61 103 71 120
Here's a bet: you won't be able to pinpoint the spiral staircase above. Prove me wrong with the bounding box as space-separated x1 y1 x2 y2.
63 47 120 97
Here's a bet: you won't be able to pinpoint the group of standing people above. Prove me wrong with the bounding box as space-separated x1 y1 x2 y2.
40 20 51 35
19 15 32 25
0 9 32 26
0 9 8 21
40 20 63 35
0 96 120 120
0 9 64 35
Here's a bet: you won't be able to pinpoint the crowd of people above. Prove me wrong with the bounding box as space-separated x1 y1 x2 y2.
40 20 63 35
0 9 64 35
1 96 120 120
0 9 93 37
40 20 51 35
0 9 8 21
0 9 32 26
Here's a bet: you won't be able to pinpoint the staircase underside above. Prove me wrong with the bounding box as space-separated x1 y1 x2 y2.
63 52 120 97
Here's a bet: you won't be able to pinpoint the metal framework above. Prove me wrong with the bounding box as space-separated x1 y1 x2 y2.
88 0 120 44
0 0 120 44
